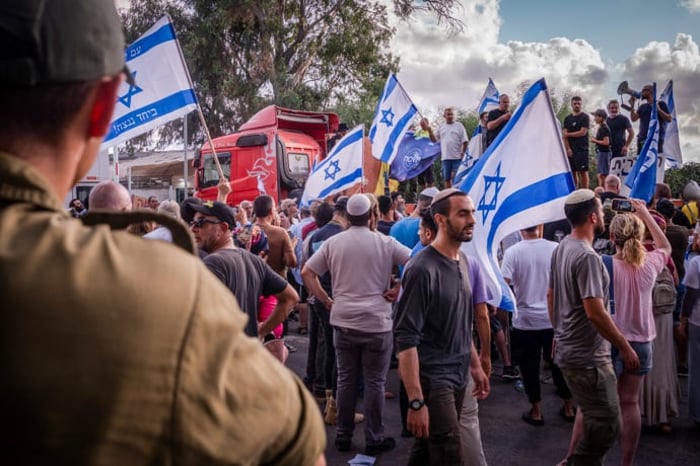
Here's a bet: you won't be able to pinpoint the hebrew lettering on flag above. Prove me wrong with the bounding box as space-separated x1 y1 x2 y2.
369 74 418 164
301 125 364 206
659 80 683 169
458 78 575 311
626 83 659 202
102 15 197 150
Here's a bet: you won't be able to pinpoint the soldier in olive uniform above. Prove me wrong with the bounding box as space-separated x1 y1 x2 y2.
0 1 326 464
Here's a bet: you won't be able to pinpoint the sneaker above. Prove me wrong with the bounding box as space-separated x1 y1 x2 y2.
365 437 396 455
502 365 521 381
335 437 351 452
678 365 689 377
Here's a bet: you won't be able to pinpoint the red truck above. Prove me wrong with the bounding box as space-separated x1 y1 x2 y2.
194 105 341 206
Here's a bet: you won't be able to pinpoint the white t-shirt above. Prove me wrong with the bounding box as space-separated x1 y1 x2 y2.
501 238 558 330
682 255 700 327
436 122 469 160
305 226 411 333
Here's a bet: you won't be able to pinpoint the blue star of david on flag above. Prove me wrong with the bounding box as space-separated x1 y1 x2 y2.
380 108 395 127
477 161 506 223
324 159 342 181
117 71 143 108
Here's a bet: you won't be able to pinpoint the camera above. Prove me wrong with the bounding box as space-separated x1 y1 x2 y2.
611 199 635 212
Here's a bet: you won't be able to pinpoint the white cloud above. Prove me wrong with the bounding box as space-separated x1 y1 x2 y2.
680 0 700 13
390 0 700 162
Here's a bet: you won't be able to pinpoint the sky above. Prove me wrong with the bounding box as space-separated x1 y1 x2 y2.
391 0 700 162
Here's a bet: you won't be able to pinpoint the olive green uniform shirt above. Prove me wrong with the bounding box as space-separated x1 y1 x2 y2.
0 152 325 465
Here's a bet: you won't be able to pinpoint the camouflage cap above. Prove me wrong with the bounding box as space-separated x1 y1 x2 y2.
0 0 133 87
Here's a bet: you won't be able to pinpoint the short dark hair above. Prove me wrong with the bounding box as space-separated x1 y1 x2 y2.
522 225 538 233
390 191 403 202
378 195 393 215
253 195 274 218
430 191 467 220
571 96 582 102
565 197 599 227
315 203 335 228
347 212 370 227
0 81 98 146
420 208 437 235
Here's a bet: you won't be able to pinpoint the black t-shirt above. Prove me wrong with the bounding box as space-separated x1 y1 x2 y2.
377 220 395 236
308 222 344 294
594 124 611 152
563 113 590 154
486 108 508 148
637 101 670 151
204 248 288 337
394 246 473 391
606 114 633 156
543 219 571 243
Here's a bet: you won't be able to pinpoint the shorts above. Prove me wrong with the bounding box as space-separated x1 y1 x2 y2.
416 164 434 185
489 313 502 333
596 151 611 175
612 340 653 376
441 159 462 183
570 151 589 171
287 270 308 303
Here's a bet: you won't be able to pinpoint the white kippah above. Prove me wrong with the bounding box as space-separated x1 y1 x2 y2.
346 194 371 216
565 189 596 205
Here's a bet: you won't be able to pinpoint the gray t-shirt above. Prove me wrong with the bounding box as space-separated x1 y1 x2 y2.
305 226 411 333
549 236 611 368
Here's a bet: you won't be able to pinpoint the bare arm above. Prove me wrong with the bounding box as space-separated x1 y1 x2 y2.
632 199 672 259
474 302 491 377
420 118 437 143
469 341 490 399
623 126 635 154
657 103 672 123
583 297 639 370
216 179 231 203
258 284 298 337
547 288 554 326
301 266 333 310
398 347 429 438
486 111 511 130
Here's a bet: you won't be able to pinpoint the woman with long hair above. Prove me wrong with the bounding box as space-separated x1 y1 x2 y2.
608 199 671 466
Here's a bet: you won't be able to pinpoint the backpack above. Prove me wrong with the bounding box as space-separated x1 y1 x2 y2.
652 266 677 315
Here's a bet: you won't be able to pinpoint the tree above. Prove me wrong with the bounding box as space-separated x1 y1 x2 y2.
119 0 461 150
664 162 700 198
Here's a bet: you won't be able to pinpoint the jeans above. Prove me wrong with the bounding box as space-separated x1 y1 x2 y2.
334 327 392 444
441 159 462 183
408 386 467 466
562 363 621 466
312 300 336 393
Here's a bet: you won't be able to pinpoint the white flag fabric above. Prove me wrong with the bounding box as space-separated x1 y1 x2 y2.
101 15 197 150
369 74 418 164
659 80 683 168
454 79 501 185
457 78 575 311
300 125 364 205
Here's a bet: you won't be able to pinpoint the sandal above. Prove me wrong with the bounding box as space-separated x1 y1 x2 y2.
521 409 544 426
297 326 308 335
559 406 576 422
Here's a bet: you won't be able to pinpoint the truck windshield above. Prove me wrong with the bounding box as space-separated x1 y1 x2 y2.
200 152 231 188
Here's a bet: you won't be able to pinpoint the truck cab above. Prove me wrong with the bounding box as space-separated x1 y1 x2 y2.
195 105 339 206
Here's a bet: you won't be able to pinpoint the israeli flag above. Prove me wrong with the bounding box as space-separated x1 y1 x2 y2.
454 79 501 185
458 78 575 311
369 74 418 164
301 125 364 205
625 83 659 202
659 80 683 168
101 15 197 150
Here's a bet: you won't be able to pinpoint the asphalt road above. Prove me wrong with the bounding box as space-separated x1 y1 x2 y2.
283 320 699 466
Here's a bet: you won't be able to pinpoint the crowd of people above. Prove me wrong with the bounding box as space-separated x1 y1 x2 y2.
2 1 699 465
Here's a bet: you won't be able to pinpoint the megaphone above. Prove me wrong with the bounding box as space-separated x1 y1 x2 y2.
683 180 700 202
617 81 641 111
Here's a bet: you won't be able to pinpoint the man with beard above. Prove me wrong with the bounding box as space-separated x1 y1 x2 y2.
395 188 490 465
549 189 639 466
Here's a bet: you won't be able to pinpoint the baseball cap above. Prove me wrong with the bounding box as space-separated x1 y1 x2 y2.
565 189 596 205
191 201 236 229
346 194 371 216
419 187 440 199
0 0 134 87
591 109 607 119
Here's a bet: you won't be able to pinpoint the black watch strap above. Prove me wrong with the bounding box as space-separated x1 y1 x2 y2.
409 398 425 410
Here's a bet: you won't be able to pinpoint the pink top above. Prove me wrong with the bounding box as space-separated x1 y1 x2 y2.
258 295 283 339
612 249 666 342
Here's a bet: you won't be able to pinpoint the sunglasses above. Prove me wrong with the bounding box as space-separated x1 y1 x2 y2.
189 218 223 228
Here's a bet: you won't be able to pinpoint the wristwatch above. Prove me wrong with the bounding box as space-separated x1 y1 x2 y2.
409 398 425 410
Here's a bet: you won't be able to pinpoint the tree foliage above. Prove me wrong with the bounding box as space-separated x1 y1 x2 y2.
119 0 466 150
664 162 700 197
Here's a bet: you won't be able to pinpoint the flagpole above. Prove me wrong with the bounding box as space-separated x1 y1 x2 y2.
183 115 188 197
167 13 226 182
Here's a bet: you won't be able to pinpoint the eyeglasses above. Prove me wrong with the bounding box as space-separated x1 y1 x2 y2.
189 218 223 228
